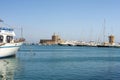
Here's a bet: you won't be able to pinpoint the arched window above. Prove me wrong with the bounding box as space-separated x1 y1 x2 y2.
0 35 3 43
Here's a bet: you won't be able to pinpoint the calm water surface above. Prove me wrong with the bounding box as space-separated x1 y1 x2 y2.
0 45 120 80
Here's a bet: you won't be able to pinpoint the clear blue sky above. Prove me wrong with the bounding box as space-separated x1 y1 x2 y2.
0 0 120 43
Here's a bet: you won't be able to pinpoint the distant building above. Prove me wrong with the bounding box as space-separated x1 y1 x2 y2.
40 33 63 45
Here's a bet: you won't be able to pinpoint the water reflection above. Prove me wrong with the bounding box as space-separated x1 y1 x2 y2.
0 58 18 80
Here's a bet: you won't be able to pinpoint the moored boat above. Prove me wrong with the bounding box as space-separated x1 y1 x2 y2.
0 21 25 58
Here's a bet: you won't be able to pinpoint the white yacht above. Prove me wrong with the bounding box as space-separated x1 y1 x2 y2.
0 23 24 58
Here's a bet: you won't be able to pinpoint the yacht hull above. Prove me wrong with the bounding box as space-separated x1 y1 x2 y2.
0 42 23 58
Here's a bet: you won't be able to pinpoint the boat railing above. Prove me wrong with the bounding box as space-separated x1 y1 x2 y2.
14 38 25 43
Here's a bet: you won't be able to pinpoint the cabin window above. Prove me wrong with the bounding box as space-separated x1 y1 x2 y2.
6 36 13 43
0 35 3 43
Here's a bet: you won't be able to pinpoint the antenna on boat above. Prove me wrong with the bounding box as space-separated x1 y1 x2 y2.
0 18 13 28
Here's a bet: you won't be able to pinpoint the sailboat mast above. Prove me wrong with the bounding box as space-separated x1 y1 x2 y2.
21 27 23 38
103 19 106 42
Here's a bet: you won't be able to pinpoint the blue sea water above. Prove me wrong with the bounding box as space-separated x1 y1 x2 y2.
1 45 120 80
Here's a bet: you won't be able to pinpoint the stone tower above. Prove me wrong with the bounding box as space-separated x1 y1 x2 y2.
108 35 114 45
52 33 61 42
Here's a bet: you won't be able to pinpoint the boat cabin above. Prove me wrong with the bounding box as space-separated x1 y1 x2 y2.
0 27 15 43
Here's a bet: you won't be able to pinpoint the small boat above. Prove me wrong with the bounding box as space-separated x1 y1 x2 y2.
0 23 25 58
97 44 120 48
58 43 68 46
58 40 76 46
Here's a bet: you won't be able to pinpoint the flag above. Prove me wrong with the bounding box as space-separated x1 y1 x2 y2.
0 19 3 22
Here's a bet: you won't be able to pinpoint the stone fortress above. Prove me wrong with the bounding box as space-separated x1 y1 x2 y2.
40 33 63 45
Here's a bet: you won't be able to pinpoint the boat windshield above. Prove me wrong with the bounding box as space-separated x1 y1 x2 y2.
0 35 3 43
6 36 13 43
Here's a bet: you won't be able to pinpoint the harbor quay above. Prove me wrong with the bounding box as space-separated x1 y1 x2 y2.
39 34 120 48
